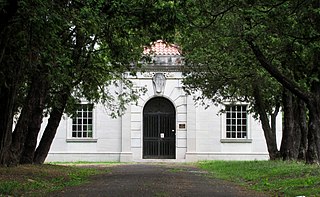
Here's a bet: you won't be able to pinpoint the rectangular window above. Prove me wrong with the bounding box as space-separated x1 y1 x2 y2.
225 105 247 139
72 104 93 138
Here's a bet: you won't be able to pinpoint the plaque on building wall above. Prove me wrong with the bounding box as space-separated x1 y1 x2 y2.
179 124 186 129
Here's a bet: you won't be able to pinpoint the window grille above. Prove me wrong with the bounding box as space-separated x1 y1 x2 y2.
225 105 247 138
72 104 93 138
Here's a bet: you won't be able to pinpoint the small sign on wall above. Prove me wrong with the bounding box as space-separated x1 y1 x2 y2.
179 124 186 129
160 133 164 138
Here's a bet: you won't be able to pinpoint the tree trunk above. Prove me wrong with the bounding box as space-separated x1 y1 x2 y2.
8 87 34 165
292 95 303 159
0 85 16 166
280 89 300 160
19 107 44 164
9 76 42 165
19 75 48 164
247 39 320 163
306 81 320 164
306 106 319 164
297 98 308 161
33 89 70 164
252 81 280 160
0 64 22 166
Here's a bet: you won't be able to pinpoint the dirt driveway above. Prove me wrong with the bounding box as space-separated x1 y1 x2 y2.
49 163 269 197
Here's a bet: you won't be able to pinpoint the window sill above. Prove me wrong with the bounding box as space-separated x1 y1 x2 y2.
66 138 98 143
220 139 252 143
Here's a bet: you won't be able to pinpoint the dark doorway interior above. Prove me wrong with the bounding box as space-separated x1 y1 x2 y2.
143 97 176 159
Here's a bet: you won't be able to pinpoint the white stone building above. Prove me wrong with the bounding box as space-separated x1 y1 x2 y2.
43 40 282 162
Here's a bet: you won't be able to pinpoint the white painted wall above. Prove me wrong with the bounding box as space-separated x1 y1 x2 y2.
43 70 282 162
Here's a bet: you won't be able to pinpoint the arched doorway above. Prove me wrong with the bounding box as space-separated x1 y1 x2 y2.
143 97 176 159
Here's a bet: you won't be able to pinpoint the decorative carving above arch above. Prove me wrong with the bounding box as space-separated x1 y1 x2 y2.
152 73 166 95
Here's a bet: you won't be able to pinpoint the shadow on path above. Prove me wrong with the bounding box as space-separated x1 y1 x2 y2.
49 163 269 197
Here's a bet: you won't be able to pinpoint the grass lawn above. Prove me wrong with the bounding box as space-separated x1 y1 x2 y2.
0 164 108 196
1 161 319 196
197 160 320 196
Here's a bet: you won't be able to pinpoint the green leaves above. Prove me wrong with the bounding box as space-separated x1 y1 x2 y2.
179 0 320 115
1 0 182 117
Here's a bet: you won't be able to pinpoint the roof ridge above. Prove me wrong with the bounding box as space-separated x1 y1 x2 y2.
143 40 181 56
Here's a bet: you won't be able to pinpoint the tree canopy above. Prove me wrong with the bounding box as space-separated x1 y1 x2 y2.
0 0 181 166
178 0 320 163
1 0 320 165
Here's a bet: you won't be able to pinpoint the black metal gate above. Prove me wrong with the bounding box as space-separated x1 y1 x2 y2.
143 97 176 159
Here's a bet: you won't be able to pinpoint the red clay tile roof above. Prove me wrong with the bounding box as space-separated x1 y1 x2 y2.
143 40 181 56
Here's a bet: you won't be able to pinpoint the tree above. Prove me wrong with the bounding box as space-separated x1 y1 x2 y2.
243 1 320 163
178 0 317 162
180 30 283 160
0 0 180 166
0 0 30 165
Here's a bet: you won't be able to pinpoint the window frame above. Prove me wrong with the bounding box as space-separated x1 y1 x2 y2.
66 103 97 143
220 103 252 143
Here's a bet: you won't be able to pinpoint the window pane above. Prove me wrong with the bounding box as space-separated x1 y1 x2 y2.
72 132 76 137
226 119 230 124
237 133 241 138
232 126 236 131
242 133 247 138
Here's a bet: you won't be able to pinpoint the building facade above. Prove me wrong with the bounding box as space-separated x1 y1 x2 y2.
43 41 282 162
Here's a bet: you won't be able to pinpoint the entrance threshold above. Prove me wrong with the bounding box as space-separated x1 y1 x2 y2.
134 159 186 163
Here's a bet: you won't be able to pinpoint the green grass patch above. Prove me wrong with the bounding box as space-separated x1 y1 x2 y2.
0 164 107 196
197 160 320 196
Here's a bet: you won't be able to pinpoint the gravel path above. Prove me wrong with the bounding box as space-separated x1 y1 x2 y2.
49 163 269 197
